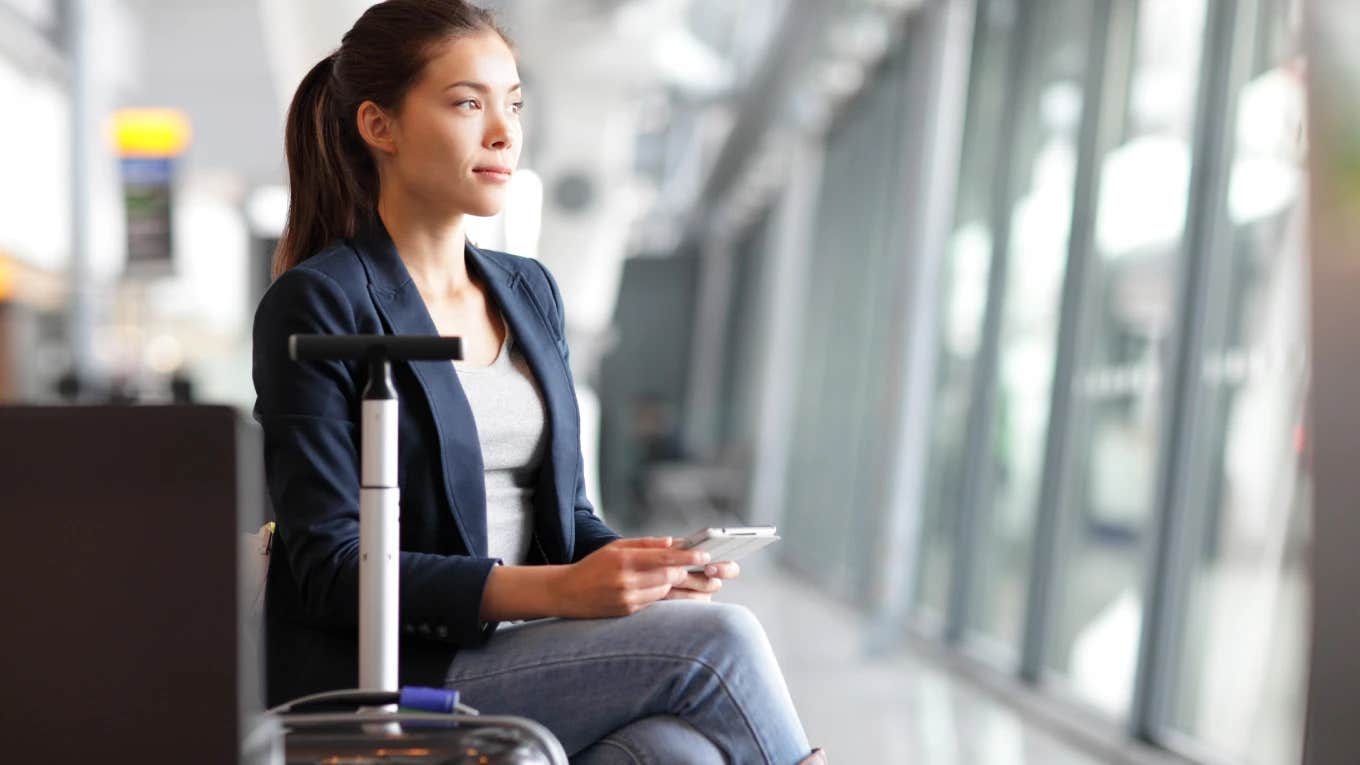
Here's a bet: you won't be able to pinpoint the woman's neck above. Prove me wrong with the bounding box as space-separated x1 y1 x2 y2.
376 190 471 301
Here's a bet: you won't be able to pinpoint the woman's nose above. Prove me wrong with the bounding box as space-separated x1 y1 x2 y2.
485 113 515 150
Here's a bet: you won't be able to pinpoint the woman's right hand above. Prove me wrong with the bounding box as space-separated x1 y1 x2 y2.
552 537 711 618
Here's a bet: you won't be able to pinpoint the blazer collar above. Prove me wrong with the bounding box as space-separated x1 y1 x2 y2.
349 215 578 561
352 214 518 294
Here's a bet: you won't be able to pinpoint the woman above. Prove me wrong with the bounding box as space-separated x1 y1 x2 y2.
252 2 825 762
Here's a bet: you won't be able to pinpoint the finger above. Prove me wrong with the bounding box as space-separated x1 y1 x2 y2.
627 548 710 570
663 588 713 602
669 566 694 586
611 536 674 550
673 572 721 593
703 561 741 580
627 582 673 606
629 567 684 590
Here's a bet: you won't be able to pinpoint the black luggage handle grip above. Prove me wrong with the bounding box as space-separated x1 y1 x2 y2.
290 334 464 362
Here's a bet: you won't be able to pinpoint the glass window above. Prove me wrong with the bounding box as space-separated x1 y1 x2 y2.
839 43 917 600
779 131 851 579
780 38 913 598
1166 1 1309 761
964 0 1095 655
913 0 1021 628
780 82 881 595
717 207 776 460
801 110 878 597
1046 0 1208 716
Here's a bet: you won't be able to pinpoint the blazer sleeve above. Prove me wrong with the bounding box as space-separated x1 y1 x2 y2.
252 266 499 647
533 259 622 561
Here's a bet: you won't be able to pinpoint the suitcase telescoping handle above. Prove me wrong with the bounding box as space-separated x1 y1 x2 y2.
267 686 476 716
289 335 463 694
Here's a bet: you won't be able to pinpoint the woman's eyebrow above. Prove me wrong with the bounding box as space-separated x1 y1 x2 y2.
445 80 522 94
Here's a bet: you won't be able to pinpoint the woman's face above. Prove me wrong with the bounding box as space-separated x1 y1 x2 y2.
380 31 523 218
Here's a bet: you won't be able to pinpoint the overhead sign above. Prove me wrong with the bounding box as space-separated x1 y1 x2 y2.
112 108 192 157
112 108 191 274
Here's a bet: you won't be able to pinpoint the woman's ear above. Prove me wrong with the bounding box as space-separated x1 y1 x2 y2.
356 100 397 156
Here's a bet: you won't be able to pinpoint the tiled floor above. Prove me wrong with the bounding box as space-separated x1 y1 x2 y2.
720 560 1108 765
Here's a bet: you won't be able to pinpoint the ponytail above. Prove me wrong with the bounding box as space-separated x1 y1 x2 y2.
273 53 375 278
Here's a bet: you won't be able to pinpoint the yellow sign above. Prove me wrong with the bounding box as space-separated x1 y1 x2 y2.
0 253 13 302
112 108 192 157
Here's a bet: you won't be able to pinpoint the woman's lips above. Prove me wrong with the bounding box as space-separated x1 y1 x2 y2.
474 167 512 180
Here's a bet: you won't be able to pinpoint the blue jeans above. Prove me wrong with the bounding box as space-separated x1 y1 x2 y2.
443 601 813 764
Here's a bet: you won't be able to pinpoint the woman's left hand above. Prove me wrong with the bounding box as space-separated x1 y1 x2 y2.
664 561 741 601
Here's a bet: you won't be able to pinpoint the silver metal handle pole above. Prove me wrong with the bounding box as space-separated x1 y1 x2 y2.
359 395 399 693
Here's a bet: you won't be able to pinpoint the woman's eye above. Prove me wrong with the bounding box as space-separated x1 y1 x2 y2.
511 101 525 114
454 99 479 110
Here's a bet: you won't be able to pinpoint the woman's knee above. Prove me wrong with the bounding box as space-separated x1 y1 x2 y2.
700 602 766 647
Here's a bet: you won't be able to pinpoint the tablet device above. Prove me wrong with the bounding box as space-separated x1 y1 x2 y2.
676 525 780 572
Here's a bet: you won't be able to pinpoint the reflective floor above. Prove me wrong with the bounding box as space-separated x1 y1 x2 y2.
722 560 1108 765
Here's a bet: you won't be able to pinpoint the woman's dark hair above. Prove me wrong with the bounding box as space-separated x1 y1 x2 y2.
273 0 511 278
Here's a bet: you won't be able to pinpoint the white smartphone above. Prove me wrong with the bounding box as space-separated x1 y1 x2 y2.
675 525 780 573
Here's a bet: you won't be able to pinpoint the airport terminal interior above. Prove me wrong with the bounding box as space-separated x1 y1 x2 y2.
2 0 1358 762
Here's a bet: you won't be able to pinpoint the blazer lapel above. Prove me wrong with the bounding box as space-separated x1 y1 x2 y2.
352 218 488 557
467 242 579 562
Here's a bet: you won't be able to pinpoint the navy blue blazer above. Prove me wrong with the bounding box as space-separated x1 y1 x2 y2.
252 216 620 705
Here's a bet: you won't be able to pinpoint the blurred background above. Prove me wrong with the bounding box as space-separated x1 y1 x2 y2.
4 0 1357 762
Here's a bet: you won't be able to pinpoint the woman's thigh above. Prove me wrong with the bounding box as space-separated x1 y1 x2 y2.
444 601 806 762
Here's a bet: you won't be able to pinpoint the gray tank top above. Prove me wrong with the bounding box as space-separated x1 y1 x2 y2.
452 313 547 566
